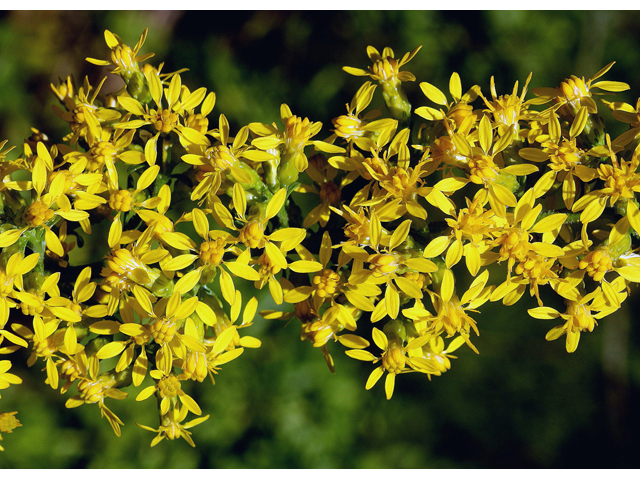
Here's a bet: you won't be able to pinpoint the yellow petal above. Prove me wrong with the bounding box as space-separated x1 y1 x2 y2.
371 327 388 351
385 284 400 319
385 372 396 399
420 81 448 106
627 201 640 235
174 269 202 295
394 276 423 299
265 188 287 221
528 307 560 319
0 228 26 248
45 227 65 257
389 219 412 251
96 341 127 360
423 236 450 258
288 260 323 273
136 165 160 192
219 269 236 305
337 334 370 349
365 366 385 390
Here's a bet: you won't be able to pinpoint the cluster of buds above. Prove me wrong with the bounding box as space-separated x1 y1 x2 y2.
0 29 639 451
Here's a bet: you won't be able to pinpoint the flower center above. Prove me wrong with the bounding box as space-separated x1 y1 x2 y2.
78 378 108 404
109 189 133 212
206 145 236 171
319 181 341 206
543 138 582 171
333 114 364 140
182 351 208 382
567 301 595 332
312 269 341 298
27 200 55 227
578 248 613 282
368 253 400 277
371 57 399 83
184 113 209 134
382 341 405 374
153 109 178 134
468 154 499 185
111 44 138 74
284 115 312 153
238 220 265 249
301 319 338 347
0 271 14 297
89 141 117 170
151 318 177 345
199 238 226 265
157 375 182 398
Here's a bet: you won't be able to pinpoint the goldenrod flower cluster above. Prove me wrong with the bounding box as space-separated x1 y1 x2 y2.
0 30 639 450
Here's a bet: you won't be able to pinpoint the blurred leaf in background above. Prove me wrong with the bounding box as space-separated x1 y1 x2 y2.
1 10 640 468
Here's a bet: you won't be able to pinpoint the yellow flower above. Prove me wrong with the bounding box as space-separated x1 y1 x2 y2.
427 192 498 276
252 228 323 305
478 73 537 139
283 231 377 328
0 411 21 452
180 88 216 135
331 81 398 154
415 71 480 128
519 108 597 209
104 163 162 247
180 314 249 383
44 221 76 268
530 276 627 352
136 370 202 417
572 136 640 229
344 218 438 320
56 351 87 394
250 104 341 188
65 124 146 173
0 252 39 328
0 360 22 396
457 115 538 217
0 411 21 433
491 189 567 275
343 46 422 87
345 326 434 399
0 140 30 201
211 188 310 299
116 72 210 172
551 62 629 116
137 404 209 448
330 204 375 248
20 268 89 357
161 205 264 306
0 142 91 256
184 114 263 206
427 116 477 172
86 29 154 77
406 335 467 379
51 76 121 145
405 269 491 352
332 82 377 144
12 314 69 390
64 353 128 436
299 154 343 228
100 231 169 314
363 155 433 220
112 290 206 380
492 252 560 307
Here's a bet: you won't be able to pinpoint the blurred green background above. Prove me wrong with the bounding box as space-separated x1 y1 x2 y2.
1 10 640 468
